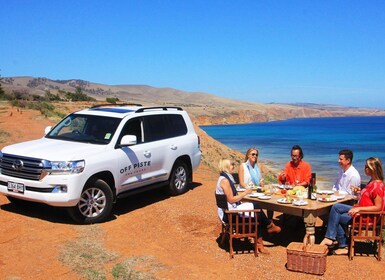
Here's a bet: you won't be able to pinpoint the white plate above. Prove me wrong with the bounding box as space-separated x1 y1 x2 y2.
258 195 272 200
236 187 246 192
293 200 308 206
335 194 346 200
248 193 264 198
318 196 337 202
272 183 285 189
316 190 334 195
277 198 292 204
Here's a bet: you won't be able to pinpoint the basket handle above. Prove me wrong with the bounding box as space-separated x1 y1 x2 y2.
302 233 311 252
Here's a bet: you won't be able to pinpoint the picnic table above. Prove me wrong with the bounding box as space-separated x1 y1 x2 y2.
243 192 355 244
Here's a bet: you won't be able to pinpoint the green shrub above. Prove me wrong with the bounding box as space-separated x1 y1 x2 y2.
106 97 120 104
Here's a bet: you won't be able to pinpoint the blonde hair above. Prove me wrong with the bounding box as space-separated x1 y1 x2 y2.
366 157 384 181
245 147 259 162
218 159 232 173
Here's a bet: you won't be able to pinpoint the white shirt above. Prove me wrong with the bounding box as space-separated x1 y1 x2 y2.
332 165 361 195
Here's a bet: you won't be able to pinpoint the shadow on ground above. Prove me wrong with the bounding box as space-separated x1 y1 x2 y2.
0 181 203 224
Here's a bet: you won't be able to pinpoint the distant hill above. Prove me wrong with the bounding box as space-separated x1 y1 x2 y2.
2 76 385 125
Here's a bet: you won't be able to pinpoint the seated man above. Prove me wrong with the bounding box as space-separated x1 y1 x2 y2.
332 149 361 195
278 145 312 187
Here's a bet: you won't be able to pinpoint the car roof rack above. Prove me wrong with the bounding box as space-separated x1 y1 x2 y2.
90 103 143 109
135 106 183 113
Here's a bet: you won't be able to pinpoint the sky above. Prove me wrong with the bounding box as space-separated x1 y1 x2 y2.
1 1 385 108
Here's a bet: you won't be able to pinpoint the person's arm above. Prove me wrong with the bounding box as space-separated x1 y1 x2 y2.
278 163 288 184
349 174 361 189
221 177 251 204
348 194 383 215
258 163 264 187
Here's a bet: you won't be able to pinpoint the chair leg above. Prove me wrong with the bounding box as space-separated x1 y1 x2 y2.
220 225 227 245
349 239 354 260
377 240 382 261
229 236 234 258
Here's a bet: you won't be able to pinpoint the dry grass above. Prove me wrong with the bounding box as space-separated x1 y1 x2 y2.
59 225 165 280
111 256 165 280
60 225 118 279
0 130 10 144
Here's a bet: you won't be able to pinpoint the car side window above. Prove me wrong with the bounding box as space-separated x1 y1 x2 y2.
120 118 143 144
143 114 187 142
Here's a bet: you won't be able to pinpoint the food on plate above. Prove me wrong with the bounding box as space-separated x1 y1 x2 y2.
316 190 334 195
293 185 306 192
293 199 308 206
281 189 287 195
277 197 293 204
318 195 337 202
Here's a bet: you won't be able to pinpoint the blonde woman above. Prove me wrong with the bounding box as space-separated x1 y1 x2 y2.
215 159 281 253
239 147 264 188
320 157 385 255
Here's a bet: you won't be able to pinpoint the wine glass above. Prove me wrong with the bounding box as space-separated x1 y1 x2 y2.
351 185 361 202
247 178 254 190
295 175 300 186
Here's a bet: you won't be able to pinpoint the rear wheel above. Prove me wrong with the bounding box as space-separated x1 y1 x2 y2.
67 179 113 224
168 160 190 195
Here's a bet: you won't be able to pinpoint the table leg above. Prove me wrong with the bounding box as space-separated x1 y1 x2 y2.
304 213 316 244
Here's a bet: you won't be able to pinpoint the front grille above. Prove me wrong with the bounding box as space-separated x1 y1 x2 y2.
0 154 45 181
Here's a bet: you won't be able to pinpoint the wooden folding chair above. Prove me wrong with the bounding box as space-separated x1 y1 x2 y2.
215 193 260 258
348 211 385 260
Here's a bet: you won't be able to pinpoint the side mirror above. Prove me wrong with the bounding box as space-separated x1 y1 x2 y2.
44 126 52 135
120 135 137 146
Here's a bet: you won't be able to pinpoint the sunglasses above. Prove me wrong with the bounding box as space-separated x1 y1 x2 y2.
250 153 258 156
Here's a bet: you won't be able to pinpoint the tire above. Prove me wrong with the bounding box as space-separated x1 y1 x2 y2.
67 179 113 224
168 160 190 196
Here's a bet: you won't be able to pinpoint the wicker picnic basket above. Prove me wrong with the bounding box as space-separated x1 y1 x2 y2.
286 234 328 275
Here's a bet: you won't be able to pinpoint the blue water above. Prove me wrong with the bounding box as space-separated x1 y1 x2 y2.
201 116 385 187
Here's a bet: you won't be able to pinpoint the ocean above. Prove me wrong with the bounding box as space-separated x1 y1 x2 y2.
200 116 385 188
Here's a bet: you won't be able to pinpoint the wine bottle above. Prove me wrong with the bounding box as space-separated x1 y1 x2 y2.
307 178 313 199
308 173 316 199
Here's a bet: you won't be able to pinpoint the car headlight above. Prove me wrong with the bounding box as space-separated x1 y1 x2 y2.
46 160 85 174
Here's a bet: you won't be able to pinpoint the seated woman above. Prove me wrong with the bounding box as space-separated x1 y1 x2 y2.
239 147 275 220
320 157 385 255
238 147 264 188
215 159 281 254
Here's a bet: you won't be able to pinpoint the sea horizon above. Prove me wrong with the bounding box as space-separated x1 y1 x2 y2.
201 116 385 189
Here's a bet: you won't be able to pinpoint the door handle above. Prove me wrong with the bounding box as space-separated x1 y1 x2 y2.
143 151 151 157
170 145 177 150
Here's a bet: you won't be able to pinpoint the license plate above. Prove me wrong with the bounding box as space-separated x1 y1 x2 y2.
7 181 25 194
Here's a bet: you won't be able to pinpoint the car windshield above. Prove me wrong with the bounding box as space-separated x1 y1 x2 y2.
45 114 121 144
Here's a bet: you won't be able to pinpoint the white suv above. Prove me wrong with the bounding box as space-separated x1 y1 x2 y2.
0 105 201 223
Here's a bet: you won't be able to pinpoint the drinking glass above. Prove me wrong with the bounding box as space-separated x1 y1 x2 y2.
295 175 300 186
351 185 361 202
247 179 254 190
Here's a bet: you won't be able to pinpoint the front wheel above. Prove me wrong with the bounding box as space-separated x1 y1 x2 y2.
168 160 190 196
67 179 113 224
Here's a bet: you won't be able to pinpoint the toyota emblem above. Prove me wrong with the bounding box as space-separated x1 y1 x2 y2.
12 159 24 171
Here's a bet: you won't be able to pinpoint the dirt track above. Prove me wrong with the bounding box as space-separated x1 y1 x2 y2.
1 106 385 279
